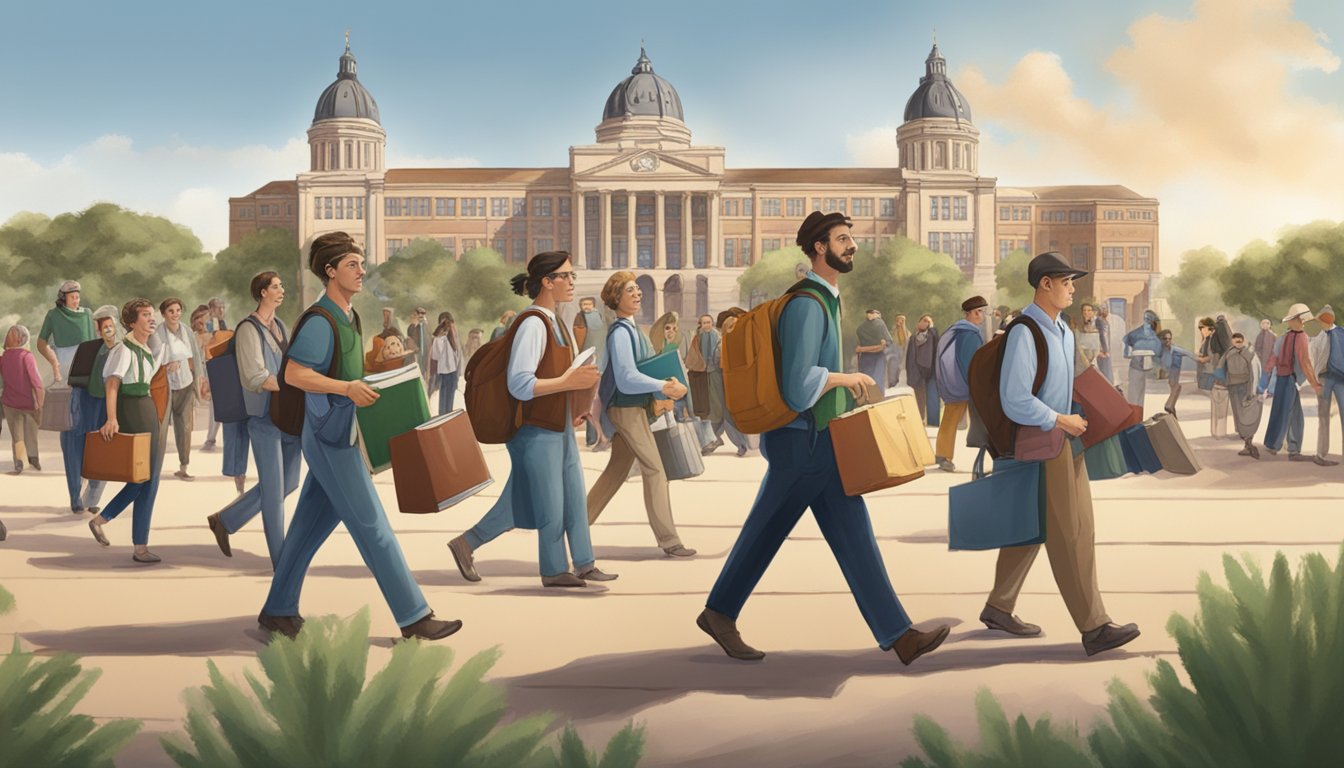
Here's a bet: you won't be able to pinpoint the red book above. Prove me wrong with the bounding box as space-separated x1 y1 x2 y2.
389 410 493 513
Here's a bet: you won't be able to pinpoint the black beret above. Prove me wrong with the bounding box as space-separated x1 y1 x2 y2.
796 211 853 251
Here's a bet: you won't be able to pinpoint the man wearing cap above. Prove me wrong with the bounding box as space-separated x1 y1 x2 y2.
855 309 894 399
1263 303 1324 461
1310 305 1342 466
932 296 987 472
980 252 1140 657
698 212 950 666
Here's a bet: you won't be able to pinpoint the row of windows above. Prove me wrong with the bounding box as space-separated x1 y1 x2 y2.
928 232 975 274
316 196 365 221
383 196 572 219
930 196 968 221
902 141 974 172
1101 246 1151 270
999 206 1031 222
998 239 1031 260
718 197 898 219
1000 207 1156 223
386 237 570 261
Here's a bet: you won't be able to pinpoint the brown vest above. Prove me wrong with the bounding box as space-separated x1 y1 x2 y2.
519 309 575 432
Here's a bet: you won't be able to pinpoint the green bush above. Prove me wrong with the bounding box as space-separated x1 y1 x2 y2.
538 723 647 768
0 638 141 768
162 608 645 768
898 688 1096 768
0 584 14 615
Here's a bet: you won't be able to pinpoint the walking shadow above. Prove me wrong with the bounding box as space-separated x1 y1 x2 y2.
591 545 729 561
21 616 265 657
14 534 273 572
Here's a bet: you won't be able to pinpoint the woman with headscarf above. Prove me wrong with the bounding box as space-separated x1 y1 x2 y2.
37 280 99 511
905 313 941 426
429 311 463 414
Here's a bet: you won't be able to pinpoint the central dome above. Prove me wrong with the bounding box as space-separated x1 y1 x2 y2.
904 44 972 123
602 48 684 122
314 43 381 124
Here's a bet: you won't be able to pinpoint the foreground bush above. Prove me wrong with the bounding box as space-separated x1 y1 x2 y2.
899 688 1095 768
162 608 644 768
0 584 13 615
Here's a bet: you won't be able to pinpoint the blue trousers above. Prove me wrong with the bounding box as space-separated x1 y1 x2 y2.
63 388 107 510
1257 370 1272 395
263 428 430 627
1264 374 1304 453
1097 355 1113 384
465 425 594 577
437 372 458 415
706 428 913 649
858 353 887 399
222 419 250 476
98 397 163 546
219 416 302 565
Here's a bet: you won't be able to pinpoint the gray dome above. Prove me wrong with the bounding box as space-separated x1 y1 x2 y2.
903 44 972 122
603 48 684 122
313 44 381 124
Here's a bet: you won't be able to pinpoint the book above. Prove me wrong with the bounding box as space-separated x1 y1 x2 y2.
635 347 687 387
357 364 431 474
570 346 596 370
389 409 493 513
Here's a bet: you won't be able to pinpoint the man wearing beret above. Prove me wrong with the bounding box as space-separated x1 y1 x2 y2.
697 212 950 666
980 252 1140 657
933 296 988 471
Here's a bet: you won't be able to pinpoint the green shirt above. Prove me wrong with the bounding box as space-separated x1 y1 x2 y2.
39 305 96 348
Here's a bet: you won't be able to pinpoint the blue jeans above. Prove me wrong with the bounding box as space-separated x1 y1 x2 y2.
465 425 593 577
437 372 458 415
706 428 914 649
64 388 107 510
1257 370 1272 395
1264 374 1304 453
98 397 163 546
222 419 250 476
219 416 302 565
263 427 430 627
1318 375 1344 459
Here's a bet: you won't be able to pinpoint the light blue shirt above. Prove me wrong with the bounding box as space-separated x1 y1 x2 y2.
778 271 841 429
506 306 568 402
1000 301 1074 430
606 317 665 397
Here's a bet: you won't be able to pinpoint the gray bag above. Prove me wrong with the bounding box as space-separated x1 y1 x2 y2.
654 422 705 481
39 386 74 432
1144 412 1201 475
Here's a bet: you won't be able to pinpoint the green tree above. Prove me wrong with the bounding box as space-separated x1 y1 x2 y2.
994 249 1034 312
1162 246 1229 340
1221 220 1344 324
845 237 970 343
208 228 304 327
736 246 808 306
441 246 529 331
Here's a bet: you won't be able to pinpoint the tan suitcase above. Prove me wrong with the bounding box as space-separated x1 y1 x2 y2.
830 394 934 496
389 409 493 513
1145 412 1201 475
82 432 151 483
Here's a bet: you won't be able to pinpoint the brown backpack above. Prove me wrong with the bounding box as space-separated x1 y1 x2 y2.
967 315 1048 459
723 281 828 434
271 306 358 437
462 308 547 444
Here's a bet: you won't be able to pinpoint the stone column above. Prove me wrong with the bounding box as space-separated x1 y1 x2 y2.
682 192 693 269
573 191 585 267
654 191 666 270
600 190 612 269
626 192 637 269
708 191 721 268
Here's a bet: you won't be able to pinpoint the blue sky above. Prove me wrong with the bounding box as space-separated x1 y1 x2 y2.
3 0 1344 261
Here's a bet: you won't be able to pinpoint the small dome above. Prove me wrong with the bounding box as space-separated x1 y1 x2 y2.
314 42 381 124
903 44 972 122
602 48 684 122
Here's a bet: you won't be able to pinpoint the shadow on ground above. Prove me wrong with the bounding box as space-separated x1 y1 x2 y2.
11 534 272 573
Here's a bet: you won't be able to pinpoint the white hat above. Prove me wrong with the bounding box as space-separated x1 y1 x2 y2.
1282 303 1313 323
1318 304 1335 319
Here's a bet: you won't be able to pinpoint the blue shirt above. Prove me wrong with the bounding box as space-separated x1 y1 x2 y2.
287 294 348 371
606 317 666 397
1326 326 1344 379
778 271 841 430
1000 302 1074 431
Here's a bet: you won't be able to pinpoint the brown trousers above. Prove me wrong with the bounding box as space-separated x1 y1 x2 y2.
162 386 195 468
586 405 682 549
936 401 968 461
6 407 39 465
987 443 1110 633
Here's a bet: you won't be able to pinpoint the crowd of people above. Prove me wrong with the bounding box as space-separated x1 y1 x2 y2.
2 213 1341 663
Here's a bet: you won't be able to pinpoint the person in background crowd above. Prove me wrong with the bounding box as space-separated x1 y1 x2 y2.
381 306 401 336
463 328 484 365
205 297 229 333
573 296 609 449
2 325 44 474
711 308 753 456
1093 303 1112 383
490 310 517 342
906 313 941 426
1263 303 1324 461
886 313 908 388
37 280 98 509
1312 305 1343 466
1253 318 1277 396
1219 332 1262 460
855 309 893 399
1193 317 1229 438
150 297 205 481
933 297 987 473
429 311 462 415
1076 303 1102 372
1122 310 1163 407
192 306 222 452
405 307 430 383
1157 329 1192 419
68 305 120 512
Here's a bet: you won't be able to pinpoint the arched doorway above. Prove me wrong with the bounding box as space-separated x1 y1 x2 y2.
636 274 656 326
696 275 710 317
664 274 683 320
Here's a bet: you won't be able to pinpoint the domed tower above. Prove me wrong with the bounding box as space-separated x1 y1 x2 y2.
307 35 386 173
595 47 692 147
897 43 979 175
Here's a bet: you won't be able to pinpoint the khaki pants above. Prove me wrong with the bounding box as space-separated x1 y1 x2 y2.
6 407 39 466
987 444 1111 633
586 405 682 549
162 386 195 468
936 401 968 461
1164 376 1181 413
1209 386 1229 438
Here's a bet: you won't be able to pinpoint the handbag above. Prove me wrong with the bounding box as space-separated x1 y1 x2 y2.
948 447 1047 551
1014 425 1064 462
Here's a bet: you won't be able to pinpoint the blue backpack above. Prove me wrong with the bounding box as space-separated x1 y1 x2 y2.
935 327 977 402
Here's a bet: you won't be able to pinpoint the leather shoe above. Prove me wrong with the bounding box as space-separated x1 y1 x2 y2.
1289 453 1310 462
1314 456 1339 467
258 612 303 640
1082 622 1141 656
400 612 463 641
89 517 110 547
663 544 697 558
132 550 162 564
891 624 950 666
541 572 587 587
937 459 956 473
447 535 480 582
576 565 619 582
979 603 1042 636
696 608 765 660
207 512 232 557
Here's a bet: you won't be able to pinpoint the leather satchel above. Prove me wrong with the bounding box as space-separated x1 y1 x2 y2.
1014 425 1065 461
949 447 1047 551
82 431 150 483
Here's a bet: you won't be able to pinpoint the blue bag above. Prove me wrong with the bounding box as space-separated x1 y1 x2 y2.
1084 433 1128 480
1117 423 1161 474
948 448 1047 551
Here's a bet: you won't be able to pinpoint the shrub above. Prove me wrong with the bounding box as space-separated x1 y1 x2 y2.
538 723 647 768
162 608 645 768
0 638 141 768
898 688 1096 768
0 584 14 615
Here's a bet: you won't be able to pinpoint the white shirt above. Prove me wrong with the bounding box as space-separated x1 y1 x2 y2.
431 333 461 375
150 322 197 390
103 338 166 385
1310 327 1331 376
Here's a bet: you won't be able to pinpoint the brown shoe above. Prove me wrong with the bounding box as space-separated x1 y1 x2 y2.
1082 622 1141 656
447 535 480 582
663 544 697 558
207 512 232 557
696 608 765 661
541 572 587 588
175 468 195 481
258 612 303 640
979 603 1042 636
400 612 463 641
576 565 619 582
88 517 110 547
131 550 162 564
891 624 950 666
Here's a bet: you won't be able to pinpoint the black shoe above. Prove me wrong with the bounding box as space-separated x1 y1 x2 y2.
258 612 303 640
1314 456 1340 467
400 612 463 640
1082 622 1140 656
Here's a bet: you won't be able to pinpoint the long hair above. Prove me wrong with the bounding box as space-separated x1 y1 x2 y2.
433 311 458 351
510 251 570 299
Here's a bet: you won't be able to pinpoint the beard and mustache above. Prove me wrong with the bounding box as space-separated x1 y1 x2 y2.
824 246 857 274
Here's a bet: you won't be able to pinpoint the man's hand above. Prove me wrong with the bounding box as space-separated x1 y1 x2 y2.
100 418 119 441
1098 351 1109 359
565 364 601 392
52 368 63 383
345 380 380 407
662 379 688 400
1056 413 1088 437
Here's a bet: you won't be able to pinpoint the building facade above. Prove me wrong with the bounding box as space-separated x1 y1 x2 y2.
229 41 1159 326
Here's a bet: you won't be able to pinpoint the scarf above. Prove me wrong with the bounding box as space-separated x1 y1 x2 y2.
856 318 888 347
44 305 95 348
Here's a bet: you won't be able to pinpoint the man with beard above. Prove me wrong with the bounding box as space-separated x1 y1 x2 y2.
697 212 950 666
855 309 894 399
906 313 941 426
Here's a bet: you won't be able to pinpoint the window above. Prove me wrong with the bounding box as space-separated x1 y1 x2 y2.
333 198 344 219
934 142 947 169
330 144 339 170
691 197 706 217
721 198 740 217
493 238 506 255
953 197 967 220
787 198 807 217
667 239 683 269
812 198 822 212
762 238 781 252
1069 210 1094 224
1070 244 1090 269
386 239 404 257
345 143 353 169
879 198 896 218
743 199 753 217
1102 247 1124 269
490 198 509 217
953 142 962 169
1000 239 1013 260
941 197 952 221
460 197 484 216
314 199 322 219
851 198 873 217
666 199 681 218
930 197 939 220
761 198 781 216
438 236 456 253
535 238 553 253
435 198 456 217
1000 206 1010 221
636 201 654 217
723 238 736 267
287 204 294 216
928 232 974 275
413 197 430 217
533 197 552 217
1129 246 1151 270
1104 210 1122 221
612 198 628 217
741 239 753 265
928 232 941 252
322 198 332 220
1017 239 1029 252
856 237 875 250
693 239 706 268
612 238 628 268
584 196 598 216
558 197 570 218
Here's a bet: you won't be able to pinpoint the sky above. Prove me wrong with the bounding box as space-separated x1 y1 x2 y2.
2 0 1343 271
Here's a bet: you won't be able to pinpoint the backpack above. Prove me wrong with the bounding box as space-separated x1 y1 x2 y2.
1210 317 1233 356
722 282 828 434
684 330 707 372
205 317 266 424
934 327 977 403
967 315 1048 459
272 306 357 437
462 308 548 444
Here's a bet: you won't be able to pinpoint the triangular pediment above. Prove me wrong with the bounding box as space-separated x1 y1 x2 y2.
572 149 719 180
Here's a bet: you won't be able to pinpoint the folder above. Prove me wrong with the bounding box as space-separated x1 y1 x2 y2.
635 348 687 387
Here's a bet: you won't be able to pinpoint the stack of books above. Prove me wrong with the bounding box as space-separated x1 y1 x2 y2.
357 364 431 473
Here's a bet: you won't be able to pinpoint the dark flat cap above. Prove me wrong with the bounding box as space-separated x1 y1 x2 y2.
961 295 988 312
1027 251 1087 288
796 211 853 250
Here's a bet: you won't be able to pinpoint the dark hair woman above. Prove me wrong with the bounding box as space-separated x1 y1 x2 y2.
428 311 462 413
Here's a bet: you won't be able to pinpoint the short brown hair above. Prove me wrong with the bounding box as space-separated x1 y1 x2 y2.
601 271 637 310
159 297 183 315
308 232 362 285
1198 316 1216 329
121 298 153 331
250 271 280 302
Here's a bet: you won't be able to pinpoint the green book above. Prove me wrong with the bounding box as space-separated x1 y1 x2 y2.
636 348 687 387
357 363 430 474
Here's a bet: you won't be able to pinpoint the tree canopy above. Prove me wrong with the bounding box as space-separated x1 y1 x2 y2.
209 228 304 326
1163 245 1229 339
993 249 1034 313
1220 221 1344 323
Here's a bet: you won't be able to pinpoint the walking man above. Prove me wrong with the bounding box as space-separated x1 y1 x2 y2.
1263 303 1324 461
932 296 987 472
1310 305 1342 466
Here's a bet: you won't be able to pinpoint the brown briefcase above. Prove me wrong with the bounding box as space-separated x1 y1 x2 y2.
82 432 151 483
1074 367 1140 448
390 409 493 513
1145 412 1201 475
830 394 934 496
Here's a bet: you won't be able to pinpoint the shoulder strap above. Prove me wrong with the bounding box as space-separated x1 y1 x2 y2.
1004 316 1049 395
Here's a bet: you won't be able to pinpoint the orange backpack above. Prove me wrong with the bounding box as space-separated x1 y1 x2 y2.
722 285 827 434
